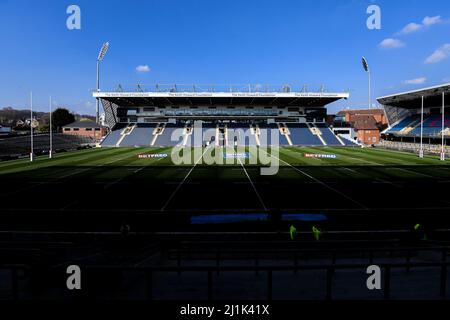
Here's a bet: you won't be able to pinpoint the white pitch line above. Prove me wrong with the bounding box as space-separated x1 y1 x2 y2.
389 167 436 179
34 150 138 185
56 151 149 211
373 177 402 188
59 151 141 180
133 166 146 174
160 147 210 211
260 148 369 210
340 167 357 173
62 154 167 210
329 152 384 166
0 167 92 198
98 152 141 166
238 157 268 211
340 167 401 188
104 156 167 190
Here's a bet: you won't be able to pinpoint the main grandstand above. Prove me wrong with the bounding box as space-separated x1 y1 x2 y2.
378 83 450 151
94 84 355 148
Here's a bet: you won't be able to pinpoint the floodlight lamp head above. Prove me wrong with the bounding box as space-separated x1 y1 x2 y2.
362 57 369 73
97 42 110 61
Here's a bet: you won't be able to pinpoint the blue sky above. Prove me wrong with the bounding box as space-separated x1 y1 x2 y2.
0 0 449 115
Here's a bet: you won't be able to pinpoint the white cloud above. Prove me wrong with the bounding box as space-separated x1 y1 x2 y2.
397 15 443 35
402 77 427 85
423 15 442 26
425 44 450 64
136 65 150 73
379 38 405 49
398 22 422 35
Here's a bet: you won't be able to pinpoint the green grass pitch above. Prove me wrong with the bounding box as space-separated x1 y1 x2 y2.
0 146 449 181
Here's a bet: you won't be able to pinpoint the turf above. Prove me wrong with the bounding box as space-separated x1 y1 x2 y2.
1 146 450 232
0 146 448 178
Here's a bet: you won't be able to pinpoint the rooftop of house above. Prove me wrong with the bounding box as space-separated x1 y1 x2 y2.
63 120 104 129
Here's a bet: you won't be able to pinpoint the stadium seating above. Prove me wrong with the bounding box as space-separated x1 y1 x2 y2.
258 124 280 146
164 109 278 117
120 123 156 147
387 115 420 133
287 123 323 146
409 114 450 136
0 133 95 159
101 124 127 147
226 124 258 147
152 124 184 146
340 136 359 146
386 114 450 137
187 123 217 147
100 122 349 147
205 124 218 146
314 123 344 145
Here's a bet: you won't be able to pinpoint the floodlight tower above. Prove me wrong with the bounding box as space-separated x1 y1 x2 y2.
30 92 34 162
49 96 53 159
96 42 109 123
362 57 372 109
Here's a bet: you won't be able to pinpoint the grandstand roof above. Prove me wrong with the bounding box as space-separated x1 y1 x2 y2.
93 85 349 107
377 83 450 109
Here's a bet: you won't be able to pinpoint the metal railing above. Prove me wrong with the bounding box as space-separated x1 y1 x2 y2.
96 84 349 94
1 260 449 301
378 140 450 156
1 242 450 300
168 243 450 275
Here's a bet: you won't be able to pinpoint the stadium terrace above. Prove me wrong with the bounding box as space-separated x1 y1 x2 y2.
93 84 355 148
378 83 450 159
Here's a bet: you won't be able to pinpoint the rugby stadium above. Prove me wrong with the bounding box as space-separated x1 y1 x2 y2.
2 82 450 301
3 1 450 306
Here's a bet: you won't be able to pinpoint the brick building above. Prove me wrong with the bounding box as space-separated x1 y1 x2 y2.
62 120 107 141
336 109 387 145
337 109 388 126
350 115 380 145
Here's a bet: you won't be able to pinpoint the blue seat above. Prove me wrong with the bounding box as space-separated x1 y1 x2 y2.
315 124 342 145
186 124 216 147
153 124 184 146
226 125 258 146
101 124 126 147
120 124 156 147
409 115 450 137
259 124 286 146
387 115 420 133
288 124 322 146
